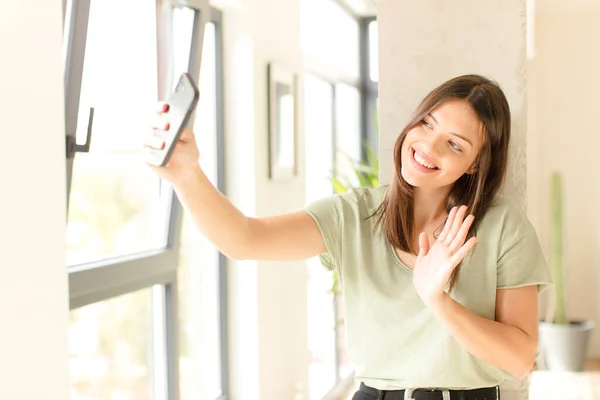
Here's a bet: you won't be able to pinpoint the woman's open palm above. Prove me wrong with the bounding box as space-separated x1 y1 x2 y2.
413 205 478 306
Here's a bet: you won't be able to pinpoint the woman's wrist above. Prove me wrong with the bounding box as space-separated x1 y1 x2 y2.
172 164 204 189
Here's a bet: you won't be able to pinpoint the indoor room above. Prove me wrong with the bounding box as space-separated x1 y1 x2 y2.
2 0 600 399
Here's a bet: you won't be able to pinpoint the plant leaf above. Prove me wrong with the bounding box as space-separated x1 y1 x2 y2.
330 177 348 194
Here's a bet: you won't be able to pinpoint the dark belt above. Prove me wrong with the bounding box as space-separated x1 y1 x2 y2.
358 382 499 400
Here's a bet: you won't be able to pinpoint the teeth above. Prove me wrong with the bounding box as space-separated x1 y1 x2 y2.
414 151 436 169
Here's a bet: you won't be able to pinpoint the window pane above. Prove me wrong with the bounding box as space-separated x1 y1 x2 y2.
304 74 337 400
300 0 360 78
69 289 153 400
178 20 223 400
66 0 168 266
335 83 361 188
304 75 334 203
333 83 360 380
369 21 378 82
172 7 195 82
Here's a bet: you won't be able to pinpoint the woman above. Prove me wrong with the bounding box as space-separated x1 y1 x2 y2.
146 74 552 400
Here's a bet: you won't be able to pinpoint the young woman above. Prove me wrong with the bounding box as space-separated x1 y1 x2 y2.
146 74 552 400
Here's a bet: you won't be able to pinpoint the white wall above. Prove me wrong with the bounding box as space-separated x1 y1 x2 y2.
215 0 309 399
377 0 528 210
250 1 309 399
527 0 600 356
0 0 70 399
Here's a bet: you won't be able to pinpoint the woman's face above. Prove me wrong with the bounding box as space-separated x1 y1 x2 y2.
400 99 484 189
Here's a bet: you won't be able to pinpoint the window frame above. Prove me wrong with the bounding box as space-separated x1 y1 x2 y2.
63 1 228 398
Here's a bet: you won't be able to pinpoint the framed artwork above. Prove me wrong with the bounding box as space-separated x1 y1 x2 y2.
267 62 297 181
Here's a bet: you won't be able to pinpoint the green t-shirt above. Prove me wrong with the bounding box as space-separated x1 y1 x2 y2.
304 185 553 390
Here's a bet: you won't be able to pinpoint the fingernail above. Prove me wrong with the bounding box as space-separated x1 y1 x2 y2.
163 103 169 111
165 122 170 130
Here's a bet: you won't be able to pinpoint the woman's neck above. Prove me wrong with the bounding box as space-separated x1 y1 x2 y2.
413 186 451 229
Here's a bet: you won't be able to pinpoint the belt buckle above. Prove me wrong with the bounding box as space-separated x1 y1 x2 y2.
404 388 451 400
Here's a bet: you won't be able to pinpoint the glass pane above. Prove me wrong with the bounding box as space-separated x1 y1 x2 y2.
304 75 334 203
369 21 378 82
172 7 195 82
178 20 223 400
300 0 360 78
69 289 153 400
333 83 360 380
304 74 337 400
335 83 362 188
66 0 168 266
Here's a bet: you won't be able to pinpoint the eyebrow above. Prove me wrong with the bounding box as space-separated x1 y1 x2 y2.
427 113 473 146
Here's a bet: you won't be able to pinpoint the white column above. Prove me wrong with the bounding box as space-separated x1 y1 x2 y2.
0 0 70 399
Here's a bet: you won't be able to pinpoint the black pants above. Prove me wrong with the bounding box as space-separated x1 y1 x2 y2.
352 382 500 400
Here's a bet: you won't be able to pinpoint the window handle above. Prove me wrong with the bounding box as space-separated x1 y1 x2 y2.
66 107 94 159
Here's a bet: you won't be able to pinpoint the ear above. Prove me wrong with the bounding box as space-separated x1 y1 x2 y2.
467 165 477 175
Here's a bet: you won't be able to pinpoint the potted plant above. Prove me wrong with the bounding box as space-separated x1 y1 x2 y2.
538 172 594 371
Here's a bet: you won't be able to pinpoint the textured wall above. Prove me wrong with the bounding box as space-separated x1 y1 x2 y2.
378 0 527 211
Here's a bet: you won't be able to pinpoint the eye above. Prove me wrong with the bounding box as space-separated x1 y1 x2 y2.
420 119 432 129
449 140 463 153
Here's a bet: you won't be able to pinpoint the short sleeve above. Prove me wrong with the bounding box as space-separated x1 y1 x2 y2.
304 194 342 272
497 218 553 294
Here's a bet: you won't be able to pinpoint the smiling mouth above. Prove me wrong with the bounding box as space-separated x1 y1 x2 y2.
412 148 439 170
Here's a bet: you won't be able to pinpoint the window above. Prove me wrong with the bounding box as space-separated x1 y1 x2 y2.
63 2 226 399
69 288 154 399
301 6 376 398
304 75 337 400
303 75 361 400
368 21 378 83
361 18 379 151
333 82 360 381
65 0 165 266
177 19 227 400
300 0 360 79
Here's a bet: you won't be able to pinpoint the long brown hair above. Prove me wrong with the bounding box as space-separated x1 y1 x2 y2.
374 74 511 289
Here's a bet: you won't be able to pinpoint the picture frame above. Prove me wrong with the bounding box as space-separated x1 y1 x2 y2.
267 62 297 181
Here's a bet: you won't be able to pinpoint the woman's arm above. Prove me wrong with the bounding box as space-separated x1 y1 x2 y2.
429 285 538 378
173 167 326 260
146 102 326 261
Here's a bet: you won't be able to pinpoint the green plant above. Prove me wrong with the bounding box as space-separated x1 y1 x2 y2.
330 143 379 194
327 142 379 294
549 171 568 324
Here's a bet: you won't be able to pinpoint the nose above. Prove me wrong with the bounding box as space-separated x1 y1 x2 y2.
423 133 445 157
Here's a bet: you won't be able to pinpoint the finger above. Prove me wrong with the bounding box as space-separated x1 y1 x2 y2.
449 237 478 266
437 207 458 242
418 232 430 257
144 136 166 150
449 214 475 253
151 115 170 131
445 205 468 244
155 101 169 114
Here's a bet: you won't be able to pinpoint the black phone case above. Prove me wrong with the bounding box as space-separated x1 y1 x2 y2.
149 72 200 167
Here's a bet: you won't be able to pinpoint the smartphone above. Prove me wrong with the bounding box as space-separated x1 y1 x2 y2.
148 72 200 167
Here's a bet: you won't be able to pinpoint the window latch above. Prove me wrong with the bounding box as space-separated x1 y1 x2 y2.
66 107 94 159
